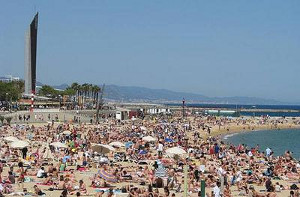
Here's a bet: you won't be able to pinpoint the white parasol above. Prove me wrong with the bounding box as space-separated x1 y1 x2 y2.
165 147 187 155
50 142 68 148
109 141 125 148
142 136 157 142
4 136 19 142
92 144 115 154
10 140 29 149
62 130 71 135
140 126 147 131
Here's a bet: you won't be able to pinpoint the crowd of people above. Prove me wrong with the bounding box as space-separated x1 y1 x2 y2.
0 113 299 196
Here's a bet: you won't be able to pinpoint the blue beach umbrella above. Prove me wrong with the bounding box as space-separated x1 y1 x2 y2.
125 141 133 148
63 155 71 163
139 150 147 155
165 138 174 143
155 161 167 178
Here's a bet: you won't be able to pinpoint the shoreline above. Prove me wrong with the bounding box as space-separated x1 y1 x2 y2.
205 117 300 138
220 126 300 141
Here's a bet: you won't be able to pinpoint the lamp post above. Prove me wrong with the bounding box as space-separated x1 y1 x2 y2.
182 98 185 119
59 95 62 109
5 93 8 112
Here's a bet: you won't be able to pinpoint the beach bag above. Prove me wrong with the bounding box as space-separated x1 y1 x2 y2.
290 184 299 190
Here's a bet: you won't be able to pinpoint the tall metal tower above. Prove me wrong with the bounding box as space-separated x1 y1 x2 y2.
25 12 38 96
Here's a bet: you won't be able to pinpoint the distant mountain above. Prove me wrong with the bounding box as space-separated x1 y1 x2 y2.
104 84 284 105
43 82 284 105
104 85 209 101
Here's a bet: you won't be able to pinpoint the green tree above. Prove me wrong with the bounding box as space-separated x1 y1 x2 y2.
38 85 60 98
62 87 76 96
0 81 24 101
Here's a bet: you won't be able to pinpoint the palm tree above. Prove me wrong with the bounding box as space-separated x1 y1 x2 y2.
70 82 80 105
92 85 101 107
88 83 93 100
81 83 90 107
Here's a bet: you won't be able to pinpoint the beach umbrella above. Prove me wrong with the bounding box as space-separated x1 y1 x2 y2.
142 136 157 142
109 141 125 148
125 141 133 148
4 136 19 142
50 142 68 148
140 126 147 131
92 144 115 154
42 147 54 159
139 150 147 155
99 157 109 163
10 140 29 149
165 138 174 143
155 161 167 178
165 147 187 155
63 155 71 163
98 169 117 182
62 130 71 135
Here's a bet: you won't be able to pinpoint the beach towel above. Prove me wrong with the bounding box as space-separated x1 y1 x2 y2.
37 182 53 186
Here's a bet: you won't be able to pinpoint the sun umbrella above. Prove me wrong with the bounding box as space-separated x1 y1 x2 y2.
42 147 54 159
139 150 147 155
140 126 147 131
142 136 157 142
92 144 115 154
62 130 71 135
165 147 187 155
98 169 117 182
63 155 71 163
165 138 174 143
155 161 167 178
109 141 125 148
50 142 68 148
125 141 133 148
10 140 29 149
4 136 19 142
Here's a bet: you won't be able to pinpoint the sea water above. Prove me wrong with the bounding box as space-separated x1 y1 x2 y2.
224 129 300 160
168 104 300 117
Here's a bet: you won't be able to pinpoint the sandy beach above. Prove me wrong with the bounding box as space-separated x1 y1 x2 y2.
0 113 299 197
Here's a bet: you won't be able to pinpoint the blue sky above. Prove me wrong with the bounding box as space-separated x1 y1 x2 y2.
0 0 299 102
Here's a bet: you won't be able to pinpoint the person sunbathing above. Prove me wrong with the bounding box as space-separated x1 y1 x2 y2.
90 178 107 188
54 175 67 190
33 185 45 196
52 168 59 179
24 168 38 176
95 190 105 197
65 170 77 183
42 174 53 185
47 163 54 173
70 180 87 195
76 165 88 172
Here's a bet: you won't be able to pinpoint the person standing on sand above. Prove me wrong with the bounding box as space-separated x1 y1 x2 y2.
213 182 221 197
157 141 164 158
21 147 28 159
266 147 272 157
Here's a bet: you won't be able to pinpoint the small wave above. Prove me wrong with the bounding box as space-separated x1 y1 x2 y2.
223 133 238 140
